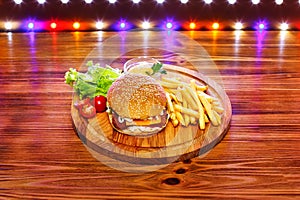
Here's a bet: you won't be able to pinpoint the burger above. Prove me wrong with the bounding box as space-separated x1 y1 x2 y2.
106 73 169 136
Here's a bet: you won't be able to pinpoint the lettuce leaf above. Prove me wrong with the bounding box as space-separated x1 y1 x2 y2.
64 61 121 99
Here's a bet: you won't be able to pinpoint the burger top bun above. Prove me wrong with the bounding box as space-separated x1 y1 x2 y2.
107 73 167 119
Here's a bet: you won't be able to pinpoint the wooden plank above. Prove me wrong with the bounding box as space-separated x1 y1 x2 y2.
0 31 299 199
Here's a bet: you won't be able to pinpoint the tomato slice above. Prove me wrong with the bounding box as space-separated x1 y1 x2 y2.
80 104 96 119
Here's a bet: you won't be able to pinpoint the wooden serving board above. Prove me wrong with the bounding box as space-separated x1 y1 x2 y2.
71 65 232 166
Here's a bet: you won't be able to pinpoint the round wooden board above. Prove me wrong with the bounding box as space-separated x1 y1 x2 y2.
71 65 232 166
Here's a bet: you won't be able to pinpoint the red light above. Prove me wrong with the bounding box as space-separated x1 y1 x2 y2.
50 22 57 29
73 22 80 30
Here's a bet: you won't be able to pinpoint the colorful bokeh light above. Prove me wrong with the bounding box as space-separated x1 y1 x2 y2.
212 22 220 30
279 22 289 31
234 22 243 30
96 21 104 29
28 22 34 29
50 22 57 29
14 0 22 4
4 22 13 30
73 22 80 30
189 22 196 30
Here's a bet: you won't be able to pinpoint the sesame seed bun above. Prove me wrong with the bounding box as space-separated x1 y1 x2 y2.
107 73 167 119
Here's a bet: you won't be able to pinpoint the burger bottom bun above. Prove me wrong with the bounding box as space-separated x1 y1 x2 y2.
108 113 169 137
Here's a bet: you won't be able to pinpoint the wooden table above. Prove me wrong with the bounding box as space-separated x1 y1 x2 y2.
0 31 299 199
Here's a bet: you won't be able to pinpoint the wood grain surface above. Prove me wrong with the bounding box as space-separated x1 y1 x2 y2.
0 31 299 199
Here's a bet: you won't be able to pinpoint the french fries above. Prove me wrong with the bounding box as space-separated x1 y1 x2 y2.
162 77 224 130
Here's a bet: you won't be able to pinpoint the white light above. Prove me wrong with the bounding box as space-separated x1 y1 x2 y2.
37 0 46 4
180 0 189 3
204 0 213 4
4 22 13 30
156 0 165 3
251 0 260 4
14 0 22 4
132 0 141 3
61 0 69 3
228 0 236 4
142 21 151 29
96 21 104 29
108 0 117 3
279 23 289 31
85 0 93 3
275 0 283 5
234 22 243 30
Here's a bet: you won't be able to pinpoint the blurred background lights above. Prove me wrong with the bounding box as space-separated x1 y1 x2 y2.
14 0 22 4
279 22 289 30
204 0 213 4
141 21 151 29
252 0 260 4
73 22 80 29
234 22 243 30
120 22 126 29
180 0 189 3
228 0 237 4
50 22 57 29
212 22 219 29
96 21 104 29
258 23 265 30
189 22 196 29
275 0 283 5
166 22 173 29
156 0 165 3
61 0 69 3
28 22 34 29
37 0 46 4
84 0 93 3
132 0 141 3
108 0 117 3
4 22 13 30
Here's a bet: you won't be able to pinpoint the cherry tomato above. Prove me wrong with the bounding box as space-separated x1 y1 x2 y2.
94 95 107 113
80 104 96 119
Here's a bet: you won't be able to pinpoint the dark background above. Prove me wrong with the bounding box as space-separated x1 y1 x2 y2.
0 0 299 30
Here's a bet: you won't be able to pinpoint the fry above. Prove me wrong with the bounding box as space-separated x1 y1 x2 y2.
196 85 208 92
213 110 222 125
161 76 182 84
159 81 182 89
166 92 175 113
190 116 196 124
182 99 190 126
175 111 185 126
213 106 224 114
174 104 199 118
198 92 218 126
187 84 205 129
180 87 198 110
169 93 179 104
175 89 183 102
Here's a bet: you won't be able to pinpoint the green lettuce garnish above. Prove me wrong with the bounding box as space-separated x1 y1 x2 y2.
64 61 121 99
